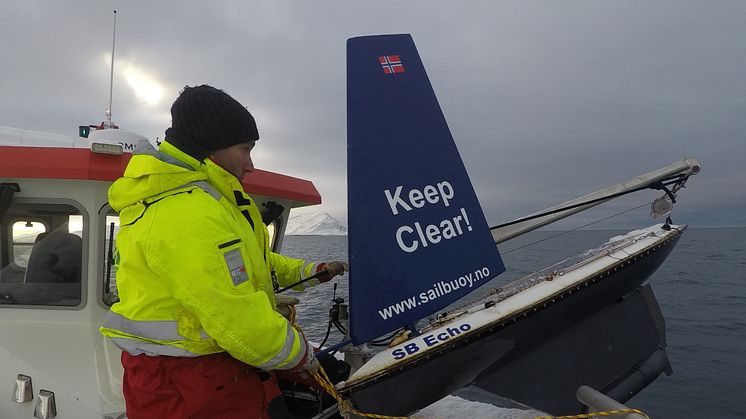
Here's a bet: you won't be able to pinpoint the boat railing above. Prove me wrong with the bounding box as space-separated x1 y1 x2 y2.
422 224 675 331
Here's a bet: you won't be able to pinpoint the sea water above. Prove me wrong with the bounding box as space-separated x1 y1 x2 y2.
281 227 746 419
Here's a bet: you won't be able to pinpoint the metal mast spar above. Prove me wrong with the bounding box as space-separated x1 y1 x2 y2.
490 158 701 244
107 10 117 127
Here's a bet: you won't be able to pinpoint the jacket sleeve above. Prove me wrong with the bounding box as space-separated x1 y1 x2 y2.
268 251 323 291
144 193 309 370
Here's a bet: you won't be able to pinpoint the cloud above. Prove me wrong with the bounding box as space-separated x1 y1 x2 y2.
121 61 166 107
1 1 744 228
100 53 167 108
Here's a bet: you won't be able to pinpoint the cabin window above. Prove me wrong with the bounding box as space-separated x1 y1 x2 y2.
266 217 287 252
267 221 277 250
0 203 84 307
259 201 284 252
102 212 120 306
11 221 47 267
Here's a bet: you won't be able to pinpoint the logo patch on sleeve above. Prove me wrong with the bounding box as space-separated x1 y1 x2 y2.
224 248 249 286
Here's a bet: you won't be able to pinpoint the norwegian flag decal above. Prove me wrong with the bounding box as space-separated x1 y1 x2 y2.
379 55 405 74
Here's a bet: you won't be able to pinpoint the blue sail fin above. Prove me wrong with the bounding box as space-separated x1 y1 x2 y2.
347 34 505 345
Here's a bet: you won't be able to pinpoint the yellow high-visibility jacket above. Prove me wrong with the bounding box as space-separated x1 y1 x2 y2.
100 140 321 370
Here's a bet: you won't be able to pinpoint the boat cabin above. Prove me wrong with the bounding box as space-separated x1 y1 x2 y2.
0 128 321 418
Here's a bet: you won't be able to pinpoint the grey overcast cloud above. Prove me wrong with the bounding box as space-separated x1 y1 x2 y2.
1 1 744 229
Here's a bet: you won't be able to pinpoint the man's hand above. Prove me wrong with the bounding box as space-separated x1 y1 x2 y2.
317 261 349 283
326 261 348 277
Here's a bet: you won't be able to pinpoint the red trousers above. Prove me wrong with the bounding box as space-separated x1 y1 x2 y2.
122 352 281 419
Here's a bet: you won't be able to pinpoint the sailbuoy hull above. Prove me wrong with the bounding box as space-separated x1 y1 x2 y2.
472 283 671 414
341 224 683 416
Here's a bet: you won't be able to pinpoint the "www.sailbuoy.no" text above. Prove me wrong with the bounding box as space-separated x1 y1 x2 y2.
377 266 491 320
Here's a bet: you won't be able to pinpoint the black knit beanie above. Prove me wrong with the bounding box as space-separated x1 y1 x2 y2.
165 85 259 161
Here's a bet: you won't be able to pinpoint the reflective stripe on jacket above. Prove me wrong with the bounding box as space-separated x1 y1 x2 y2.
100 140 320 370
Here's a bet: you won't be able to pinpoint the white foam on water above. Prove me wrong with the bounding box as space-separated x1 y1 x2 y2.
416 395 546 419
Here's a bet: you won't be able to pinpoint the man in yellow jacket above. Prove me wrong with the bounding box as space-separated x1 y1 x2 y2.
100 85 347 419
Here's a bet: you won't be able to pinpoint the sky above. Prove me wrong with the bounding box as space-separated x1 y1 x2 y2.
1 1 744 229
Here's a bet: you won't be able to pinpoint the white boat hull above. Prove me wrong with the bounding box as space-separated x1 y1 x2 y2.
341 224 683 416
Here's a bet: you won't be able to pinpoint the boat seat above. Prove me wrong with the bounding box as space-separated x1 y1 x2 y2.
0 231 84 305
0 233 49 284
24 230 83 284
0 262 26 283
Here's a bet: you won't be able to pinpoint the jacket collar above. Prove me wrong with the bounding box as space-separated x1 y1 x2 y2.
158 140 249 208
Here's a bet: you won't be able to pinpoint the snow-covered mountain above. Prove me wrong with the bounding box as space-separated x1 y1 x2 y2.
285 212 347 236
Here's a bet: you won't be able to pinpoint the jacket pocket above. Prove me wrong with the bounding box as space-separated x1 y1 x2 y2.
217 238 252 287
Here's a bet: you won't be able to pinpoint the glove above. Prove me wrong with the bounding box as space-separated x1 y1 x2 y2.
304 352 320 375
275 294 299 320
296 342 320 377
326 261 348 277
316 261 349 283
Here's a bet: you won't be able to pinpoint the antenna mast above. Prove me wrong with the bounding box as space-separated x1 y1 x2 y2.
106 10 117 128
